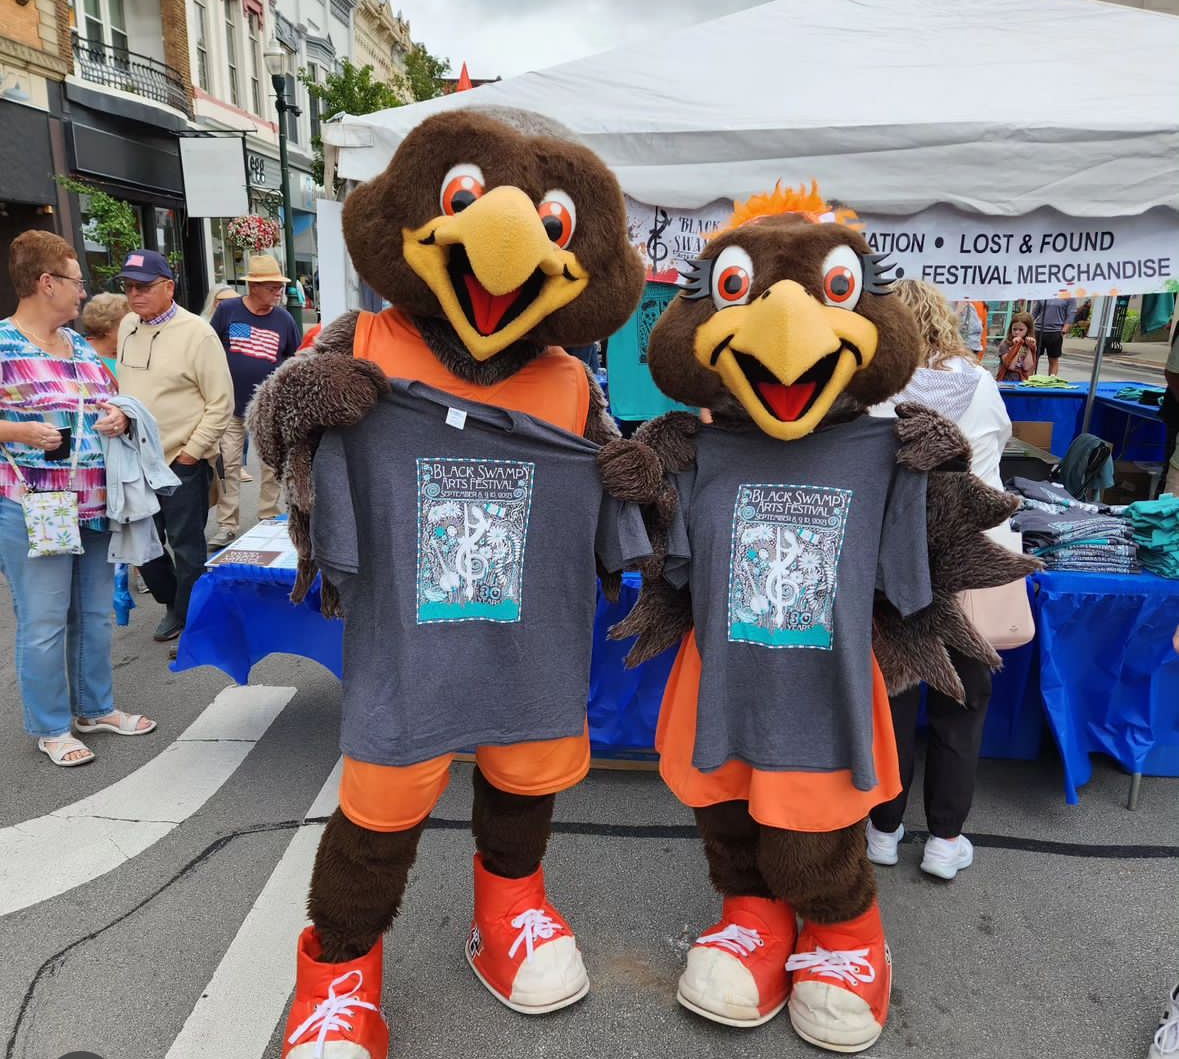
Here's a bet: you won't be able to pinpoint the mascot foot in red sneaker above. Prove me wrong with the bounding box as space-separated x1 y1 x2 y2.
677 895 796 1027
787 902 891 1053
467 853 588 1014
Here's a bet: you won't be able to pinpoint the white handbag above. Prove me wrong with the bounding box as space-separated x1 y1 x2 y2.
2 396 85 559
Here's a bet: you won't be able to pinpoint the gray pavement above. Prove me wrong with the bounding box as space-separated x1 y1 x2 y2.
2 430 1178 1059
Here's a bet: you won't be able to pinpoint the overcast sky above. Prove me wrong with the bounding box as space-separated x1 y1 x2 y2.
397 0 767 80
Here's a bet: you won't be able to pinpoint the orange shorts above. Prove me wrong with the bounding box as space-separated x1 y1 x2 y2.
339 725 591 832
655 633 901 833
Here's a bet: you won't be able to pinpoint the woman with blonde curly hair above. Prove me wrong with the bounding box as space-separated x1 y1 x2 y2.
79 292 131 378
866 278 1015 881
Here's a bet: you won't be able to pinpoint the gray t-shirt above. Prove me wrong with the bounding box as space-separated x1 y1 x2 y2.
665 415 930 788
312 379 651 766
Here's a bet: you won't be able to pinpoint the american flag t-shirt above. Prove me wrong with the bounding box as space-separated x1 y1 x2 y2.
227 320 282 363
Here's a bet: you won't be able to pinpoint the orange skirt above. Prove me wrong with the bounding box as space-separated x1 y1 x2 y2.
655 632 901 832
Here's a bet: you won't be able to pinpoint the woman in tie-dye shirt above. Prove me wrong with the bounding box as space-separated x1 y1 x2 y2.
0 231 156 767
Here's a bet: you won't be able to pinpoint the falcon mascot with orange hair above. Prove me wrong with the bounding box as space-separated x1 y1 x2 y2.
599 183 1038 1052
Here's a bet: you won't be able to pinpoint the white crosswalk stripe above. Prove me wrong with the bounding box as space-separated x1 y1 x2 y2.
0 684 296 917
164 758 342 1059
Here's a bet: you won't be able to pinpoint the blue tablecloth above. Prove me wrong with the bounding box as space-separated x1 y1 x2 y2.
998 380 1167 463
174 565 1179 794
998 382 1087 457
173 565 1042 767
173 567 676 760
1088 383 1167 463
1032 569 1179 802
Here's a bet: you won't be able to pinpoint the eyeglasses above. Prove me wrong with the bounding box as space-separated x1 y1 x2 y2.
121 279 167 295
49 273 86 291
118 323 162 371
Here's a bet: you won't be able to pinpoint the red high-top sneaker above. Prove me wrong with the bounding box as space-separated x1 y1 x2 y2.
786 901 892 1053
676 896 797 1028
283 927 389 1058
466 853 588 1014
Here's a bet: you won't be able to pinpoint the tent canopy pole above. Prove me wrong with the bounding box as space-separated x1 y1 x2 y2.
1080 296 1115 434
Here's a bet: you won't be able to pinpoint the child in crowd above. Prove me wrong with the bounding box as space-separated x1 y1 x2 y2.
996 312 1038 382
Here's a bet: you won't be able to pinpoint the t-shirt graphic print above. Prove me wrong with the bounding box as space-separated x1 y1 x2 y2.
416 457 535 623
227 320 282 362
728 483 851 649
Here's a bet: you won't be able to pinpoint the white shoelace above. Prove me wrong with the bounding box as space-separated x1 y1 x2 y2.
696 923 765 957
507 908 564 962
287 969 381 1059
786 946 877 986
1156 1002 1179 1055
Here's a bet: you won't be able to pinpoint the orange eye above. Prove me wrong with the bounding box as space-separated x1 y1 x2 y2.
819 245 864 309
709 245 755 309
440 163 485 216
823 266 857 304
538 190 576 248
716 264 751 303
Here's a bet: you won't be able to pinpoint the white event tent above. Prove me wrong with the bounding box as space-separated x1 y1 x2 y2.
318 0 1179 416
325 0 1179 219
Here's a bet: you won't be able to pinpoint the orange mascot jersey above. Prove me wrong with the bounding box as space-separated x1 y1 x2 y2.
656 632 902 833
339 308 593 831
353 307 590 433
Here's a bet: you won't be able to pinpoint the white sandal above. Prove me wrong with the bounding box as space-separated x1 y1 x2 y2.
74 710 157 736
37 735 96 767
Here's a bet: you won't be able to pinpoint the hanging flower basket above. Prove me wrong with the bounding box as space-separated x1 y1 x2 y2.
226 215 281 254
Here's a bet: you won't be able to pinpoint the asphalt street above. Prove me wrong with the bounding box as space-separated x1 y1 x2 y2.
1 351 1176 1059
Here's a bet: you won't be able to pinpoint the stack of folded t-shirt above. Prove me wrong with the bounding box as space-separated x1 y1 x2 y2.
1009 478 1139 573
1123 495 1179 579
1021 375 1080 390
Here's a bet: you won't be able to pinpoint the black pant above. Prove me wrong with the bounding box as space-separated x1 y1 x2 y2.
139 458 212 625
1161 391 1179 499
870 650 992 839
1038 329 1064 370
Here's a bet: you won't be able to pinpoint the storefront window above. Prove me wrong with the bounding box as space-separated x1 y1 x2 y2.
211 216 247 286
225 0 241 108
307 64 321 141
249 13 263 116
194 0 210 91
285 74 299 143
78 192 144 293
79 0 128 58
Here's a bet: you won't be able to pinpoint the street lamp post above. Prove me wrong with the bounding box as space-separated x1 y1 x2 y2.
263 40 303 337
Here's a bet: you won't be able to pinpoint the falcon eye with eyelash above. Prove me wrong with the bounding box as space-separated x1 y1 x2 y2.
863 252 897 295
677 257 712 300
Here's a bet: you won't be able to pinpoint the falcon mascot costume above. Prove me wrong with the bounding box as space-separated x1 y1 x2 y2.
249 107 644 1057
599 184 1037 1053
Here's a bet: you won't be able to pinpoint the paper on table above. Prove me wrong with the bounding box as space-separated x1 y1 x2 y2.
206 518 299 570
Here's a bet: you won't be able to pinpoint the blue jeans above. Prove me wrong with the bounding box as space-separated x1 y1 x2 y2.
0 498 115 737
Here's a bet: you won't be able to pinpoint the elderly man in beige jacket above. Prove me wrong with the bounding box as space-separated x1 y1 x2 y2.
115 250 233 643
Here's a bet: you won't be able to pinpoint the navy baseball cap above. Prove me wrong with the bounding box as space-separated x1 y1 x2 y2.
117 249 173 283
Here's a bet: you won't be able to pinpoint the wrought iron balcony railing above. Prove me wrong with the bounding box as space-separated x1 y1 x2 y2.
72 34 192 118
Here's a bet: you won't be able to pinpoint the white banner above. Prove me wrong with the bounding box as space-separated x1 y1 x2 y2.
316 198 349 326
179 138 249 218
625 196 1179 300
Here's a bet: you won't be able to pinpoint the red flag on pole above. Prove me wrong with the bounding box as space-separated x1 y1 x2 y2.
456 62 474 92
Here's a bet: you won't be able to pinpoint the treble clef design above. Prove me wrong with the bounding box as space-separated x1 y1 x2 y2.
646 207 671 271
454 505 490 599
764 529 802 627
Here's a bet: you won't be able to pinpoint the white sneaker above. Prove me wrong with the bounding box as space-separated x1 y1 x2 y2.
1148 983 1179 1057
920 835 974 880
865 822 904 866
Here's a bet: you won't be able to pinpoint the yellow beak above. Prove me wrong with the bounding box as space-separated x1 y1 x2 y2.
402 185 588 361
692 279 878 440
